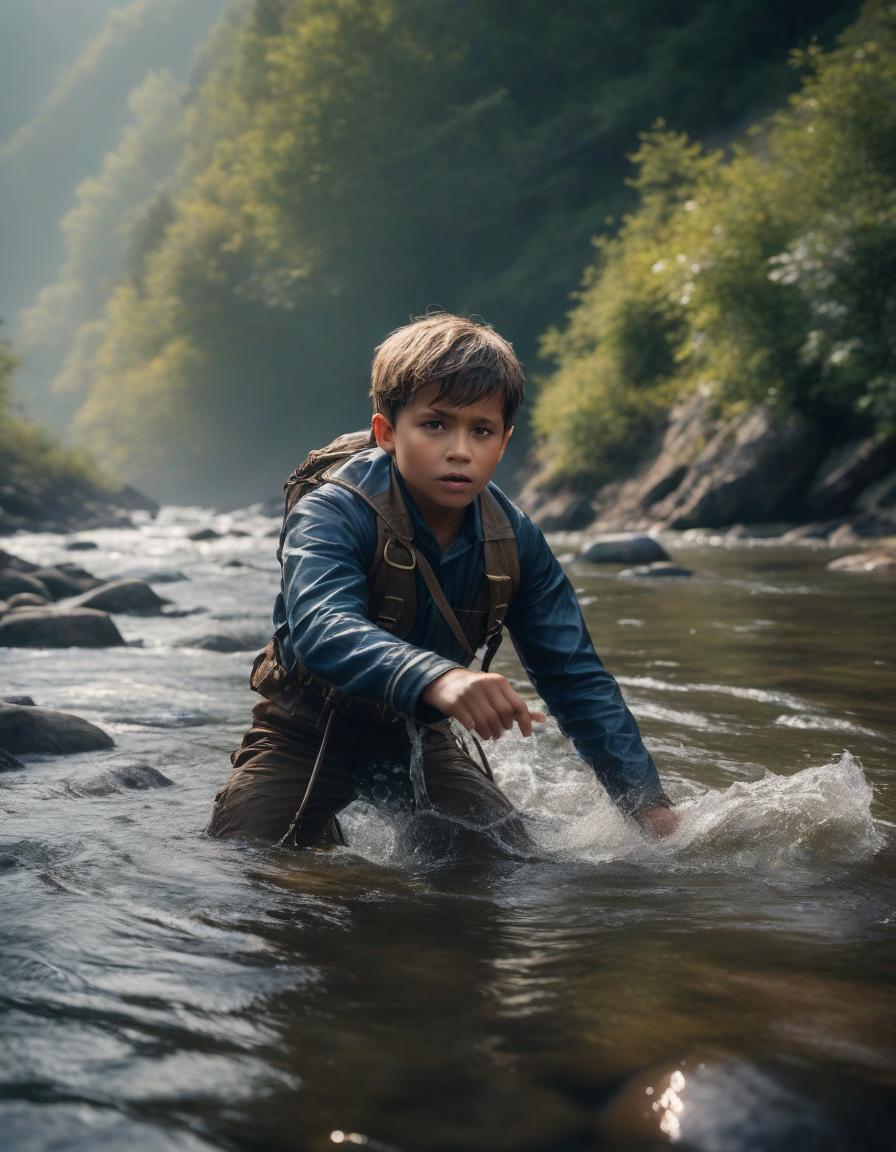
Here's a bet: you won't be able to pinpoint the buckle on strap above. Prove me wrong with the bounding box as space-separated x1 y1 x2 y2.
384 536 416 571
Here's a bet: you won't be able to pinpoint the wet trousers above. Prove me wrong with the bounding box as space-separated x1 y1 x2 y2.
206 694 534 857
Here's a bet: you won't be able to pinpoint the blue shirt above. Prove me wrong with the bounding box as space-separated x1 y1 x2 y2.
273 447 668 815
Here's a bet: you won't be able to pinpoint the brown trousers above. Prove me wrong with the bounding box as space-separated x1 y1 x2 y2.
206 694 534 857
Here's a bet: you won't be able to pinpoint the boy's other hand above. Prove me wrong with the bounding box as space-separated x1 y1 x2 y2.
422 669 546 740
636 805 681 839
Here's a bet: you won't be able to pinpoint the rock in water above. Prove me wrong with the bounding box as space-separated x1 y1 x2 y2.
178 632 262 652
188 527 221 541
0 571 51 599
0 747 25 771
0 608 125 648
76 764 174 795
29 566 97 599
0 703 114 755
6 592 50 610
2 695 36 706
828 550 896 574
0 548 40 574
70 578 170 615
619 561 693 578
65 540 99 551
580 533 670 565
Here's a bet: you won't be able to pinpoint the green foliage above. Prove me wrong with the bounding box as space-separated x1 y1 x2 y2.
19 0 862 502
536 1 896 486
0 340 115 492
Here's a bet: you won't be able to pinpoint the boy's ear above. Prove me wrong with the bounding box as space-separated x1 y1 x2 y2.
372 412 396 456
498 424 514 461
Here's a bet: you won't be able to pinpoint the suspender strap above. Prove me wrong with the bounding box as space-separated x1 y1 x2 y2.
325 468 474 659
323 464 519 667
479 489 521 671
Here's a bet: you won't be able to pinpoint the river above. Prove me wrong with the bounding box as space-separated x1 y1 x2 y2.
2 508 894 1151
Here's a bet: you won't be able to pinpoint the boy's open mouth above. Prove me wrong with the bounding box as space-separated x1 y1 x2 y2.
438 473 473 487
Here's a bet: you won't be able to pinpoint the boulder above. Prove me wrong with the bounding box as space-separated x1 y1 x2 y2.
119 567 189 584
828 550 896 574
0 608 125 648
580 533 670 565
29 566 96 599
806 434 896 518
1 748 25 771
0 548 40 573
178 632 263 652
65 540 99 551
827 523 863 548
0 570 50 599
188 527 221 541
2 695 36 706
779 522 834 543
69 578 170 616
619 561 693 578
651 405 821 529
0 703 114 755
6 592 50 610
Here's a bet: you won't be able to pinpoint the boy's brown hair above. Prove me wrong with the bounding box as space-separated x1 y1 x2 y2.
370 313 524 430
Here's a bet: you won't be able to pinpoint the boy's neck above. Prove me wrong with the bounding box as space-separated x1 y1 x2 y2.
395 467 471 551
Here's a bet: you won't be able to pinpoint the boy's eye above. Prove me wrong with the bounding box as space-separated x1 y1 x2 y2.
421 420 443 430
473 427 494 437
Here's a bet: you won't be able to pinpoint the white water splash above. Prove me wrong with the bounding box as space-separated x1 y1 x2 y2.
340 736 883 872
774 714 882 738
670 752 883 865
477 735 884 870
404 720 430 810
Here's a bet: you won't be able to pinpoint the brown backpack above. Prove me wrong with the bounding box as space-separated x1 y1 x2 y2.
260 428 519 691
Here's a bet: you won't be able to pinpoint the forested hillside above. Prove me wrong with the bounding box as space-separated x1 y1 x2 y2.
14 0 860 505
0 338 155 533
0 0 225 326
533 2 896 495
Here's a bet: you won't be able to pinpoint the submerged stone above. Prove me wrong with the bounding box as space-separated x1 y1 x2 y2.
580 533 670 565
619 561 693 579
0 607 125 648
0 703 114 755
70 578 170 616
0 571 51 600
0 747 25 771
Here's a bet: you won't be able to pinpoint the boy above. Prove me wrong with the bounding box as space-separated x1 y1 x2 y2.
207 313 678 853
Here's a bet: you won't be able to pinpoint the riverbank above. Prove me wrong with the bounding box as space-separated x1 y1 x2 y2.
521 390 896 554
0 464 157 537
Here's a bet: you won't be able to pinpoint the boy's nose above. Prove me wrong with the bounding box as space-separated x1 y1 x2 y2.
446 436 472 462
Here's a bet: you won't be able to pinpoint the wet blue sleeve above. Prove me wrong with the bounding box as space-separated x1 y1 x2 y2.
504 514 670 816
279 487 460 717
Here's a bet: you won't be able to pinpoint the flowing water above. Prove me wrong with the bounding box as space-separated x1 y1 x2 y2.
2 510 894 1151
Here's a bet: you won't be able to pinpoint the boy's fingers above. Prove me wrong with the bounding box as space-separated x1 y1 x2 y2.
513 704 532 737
486 685 517 730
467 704 501 741
453 706 476 734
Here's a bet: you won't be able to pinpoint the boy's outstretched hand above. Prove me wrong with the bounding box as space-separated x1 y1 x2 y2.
636 805 681 838
422 668 546 740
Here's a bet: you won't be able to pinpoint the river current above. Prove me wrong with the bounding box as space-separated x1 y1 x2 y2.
2 508 894 1151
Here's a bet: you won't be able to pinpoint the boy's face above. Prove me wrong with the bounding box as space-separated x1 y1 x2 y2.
372 382 513 521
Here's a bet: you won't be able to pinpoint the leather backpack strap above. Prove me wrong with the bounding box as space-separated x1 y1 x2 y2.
479 488 521 672
367 511 417 636
325 466 476 660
